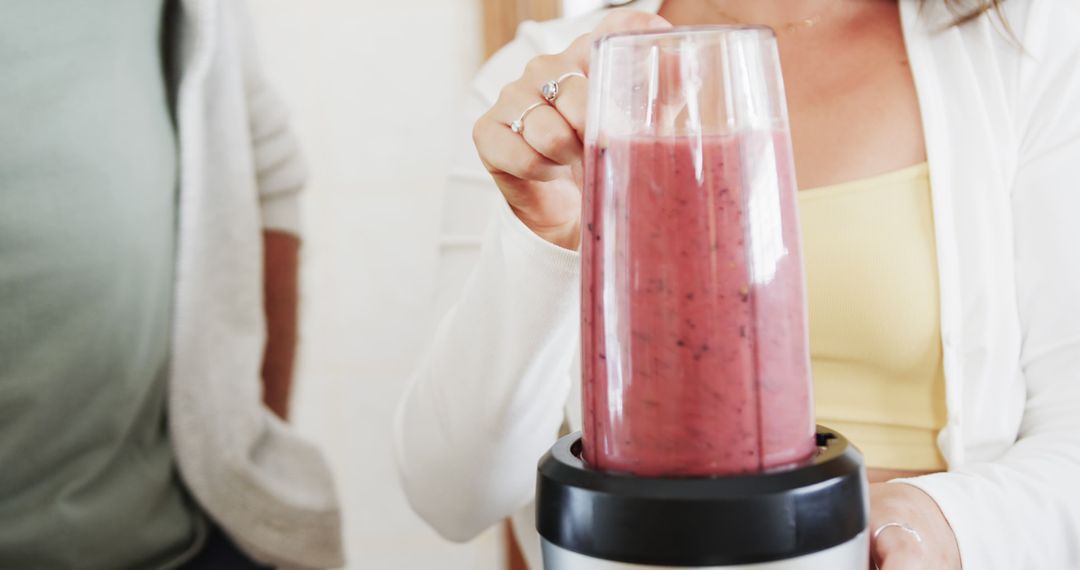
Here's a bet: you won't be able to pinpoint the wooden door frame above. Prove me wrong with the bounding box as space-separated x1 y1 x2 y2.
482 0 562 57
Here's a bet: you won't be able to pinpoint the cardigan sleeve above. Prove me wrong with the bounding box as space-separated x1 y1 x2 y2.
232 0 308 236
393 27 584 542
897 3 1080 567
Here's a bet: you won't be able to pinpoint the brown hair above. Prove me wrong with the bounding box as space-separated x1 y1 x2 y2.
937 0 1019 46
942 0 1008 27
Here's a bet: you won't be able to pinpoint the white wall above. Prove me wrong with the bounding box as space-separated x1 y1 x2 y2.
248 2 503 568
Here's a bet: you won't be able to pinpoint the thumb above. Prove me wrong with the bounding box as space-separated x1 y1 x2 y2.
567 10 672 73
593 8 672 38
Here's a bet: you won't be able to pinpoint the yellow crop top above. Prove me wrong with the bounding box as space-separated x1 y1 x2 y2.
799 163 948 471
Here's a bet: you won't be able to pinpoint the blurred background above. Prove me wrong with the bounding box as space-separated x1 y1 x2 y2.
247 1 603 568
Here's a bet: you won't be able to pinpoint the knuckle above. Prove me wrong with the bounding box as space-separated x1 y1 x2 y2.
560 106 586 132
563 34 592 62
472 119 504 174
471 117 486 146
520 153 549 180
597 10 668 35
523 55 551 77
624 12 657 28
596 10 632 33
496 82 518 105
540 127 574 154
472 115 498 150
569 33 591 51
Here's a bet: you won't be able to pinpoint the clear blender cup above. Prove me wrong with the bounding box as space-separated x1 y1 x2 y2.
580 26 816 477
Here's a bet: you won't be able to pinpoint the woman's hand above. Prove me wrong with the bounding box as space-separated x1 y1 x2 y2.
472 10 671 250
870 482 962 569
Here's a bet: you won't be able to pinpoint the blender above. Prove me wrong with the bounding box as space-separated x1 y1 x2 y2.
536 27 869 569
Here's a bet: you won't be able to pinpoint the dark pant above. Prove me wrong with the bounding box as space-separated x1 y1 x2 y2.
180 526 273 570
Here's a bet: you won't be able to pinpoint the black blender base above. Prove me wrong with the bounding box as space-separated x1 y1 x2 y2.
536 426 869 569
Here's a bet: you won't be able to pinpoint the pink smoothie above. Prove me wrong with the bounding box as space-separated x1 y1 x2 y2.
580 132 815 477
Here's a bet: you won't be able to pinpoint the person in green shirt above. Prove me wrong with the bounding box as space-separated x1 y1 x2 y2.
0 1 312 567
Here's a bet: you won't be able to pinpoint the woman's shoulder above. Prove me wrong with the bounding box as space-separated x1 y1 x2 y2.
975 0 1080 64
1012 0 1080 154
911 0 1079 127
1015 0 1080 56
991 0 1080 56
470 1 658 104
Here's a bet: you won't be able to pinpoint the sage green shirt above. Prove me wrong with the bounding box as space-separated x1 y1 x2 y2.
0 1 204 567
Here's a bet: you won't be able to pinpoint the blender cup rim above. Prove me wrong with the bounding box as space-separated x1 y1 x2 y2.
594 24 777 49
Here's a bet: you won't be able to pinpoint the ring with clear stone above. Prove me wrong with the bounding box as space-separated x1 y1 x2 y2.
509 101 546 135
540 71 587 103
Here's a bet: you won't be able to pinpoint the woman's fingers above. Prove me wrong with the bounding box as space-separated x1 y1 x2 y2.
469 8 672 249
873 546 925 570
872 522 927 569
518 55 589 145
521 104 582 165
473 115 564 182
867 483 960 570
479 10 672 182
550 73 588 139
567 10 673 73
478 63 583 178
536 11 672 138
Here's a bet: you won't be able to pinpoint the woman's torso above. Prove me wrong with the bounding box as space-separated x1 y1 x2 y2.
801 163 948 480
0 0 204 567
658 0 937 482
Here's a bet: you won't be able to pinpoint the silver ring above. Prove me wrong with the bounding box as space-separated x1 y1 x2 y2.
540 71 587 103
509 101 545 135
873 522 923 544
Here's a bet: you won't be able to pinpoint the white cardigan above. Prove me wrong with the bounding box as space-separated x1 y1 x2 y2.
169 1 342 568
395 0 1080 568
